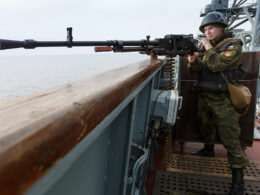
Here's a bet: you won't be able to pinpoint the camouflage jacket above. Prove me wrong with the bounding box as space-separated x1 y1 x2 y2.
188 32 243 93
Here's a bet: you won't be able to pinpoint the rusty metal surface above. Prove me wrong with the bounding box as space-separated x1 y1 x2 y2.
0 59 163 195
176 52 260 146
240 51 260 80
153 171 260 195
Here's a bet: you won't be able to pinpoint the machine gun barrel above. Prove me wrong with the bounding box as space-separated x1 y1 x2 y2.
0 40 157 49
37 40 158 47
0 27 198 57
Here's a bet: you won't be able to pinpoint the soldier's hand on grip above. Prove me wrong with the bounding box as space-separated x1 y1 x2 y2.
187 53 198 64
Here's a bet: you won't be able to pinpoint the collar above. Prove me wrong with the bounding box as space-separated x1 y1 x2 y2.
210 32 233 47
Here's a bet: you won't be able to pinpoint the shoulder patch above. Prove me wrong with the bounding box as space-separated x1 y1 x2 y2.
223 51 233 57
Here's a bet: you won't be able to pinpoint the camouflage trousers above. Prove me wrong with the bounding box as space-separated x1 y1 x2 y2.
198 92 249 168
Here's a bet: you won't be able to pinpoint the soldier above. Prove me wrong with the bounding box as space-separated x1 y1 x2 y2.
187 12 249 195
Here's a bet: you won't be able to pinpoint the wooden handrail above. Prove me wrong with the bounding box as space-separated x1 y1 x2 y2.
0 59 163 194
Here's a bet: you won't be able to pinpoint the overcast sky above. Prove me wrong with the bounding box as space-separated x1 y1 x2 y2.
0 0 213 56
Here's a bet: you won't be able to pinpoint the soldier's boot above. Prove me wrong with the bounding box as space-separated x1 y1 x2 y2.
229 168 244 195
190 144 215 157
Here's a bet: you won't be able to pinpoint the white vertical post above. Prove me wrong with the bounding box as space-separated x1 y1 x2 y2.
251 0 260 50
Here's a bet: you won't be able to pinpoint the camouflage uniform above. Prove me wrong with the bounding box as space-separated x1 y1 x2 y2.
188 33 249 168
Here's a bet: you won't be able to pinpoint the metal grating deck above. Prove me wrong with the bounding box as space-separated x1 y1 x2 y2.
153 171 260 195
165 154 260 182
153 134 260 194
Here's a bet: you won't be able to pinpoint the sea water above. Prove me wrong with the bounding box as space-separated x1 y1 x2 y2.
0 53 147 103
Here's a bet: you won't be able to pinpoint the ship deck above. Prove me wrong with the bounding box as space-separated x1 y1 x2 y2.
149 139 260 195
174 139 260 162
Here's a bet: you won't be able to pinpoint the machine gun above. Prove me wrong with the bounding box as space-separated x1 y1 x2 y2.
0 27 198 57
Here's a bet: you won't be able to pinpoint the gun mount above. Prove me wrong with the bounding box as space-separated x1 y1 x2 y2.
0 27 198 57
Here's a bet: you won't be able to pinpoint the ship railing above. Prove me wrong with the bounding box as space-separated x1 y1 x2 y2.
0 58 164 195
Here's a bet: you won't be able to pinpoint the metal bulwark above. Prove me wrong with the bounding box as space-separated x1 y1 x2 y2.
0 59 163 195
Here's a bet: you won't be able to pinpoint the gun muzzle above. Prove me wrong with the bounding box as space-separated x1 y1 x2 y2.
0 39 37 50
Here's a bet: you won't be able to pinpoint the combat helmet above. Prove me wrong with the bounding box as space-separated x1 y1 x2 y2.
199 12 228 33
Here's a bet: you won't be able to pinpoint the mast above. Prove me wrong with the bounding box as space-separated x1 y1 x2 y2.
251 0 260 50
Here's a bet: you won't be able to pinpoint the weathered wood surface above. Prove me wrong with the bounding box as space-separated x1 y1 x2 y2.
0 59 163 194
